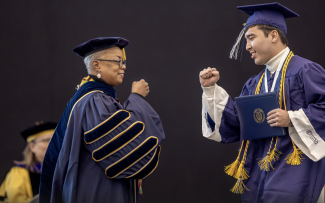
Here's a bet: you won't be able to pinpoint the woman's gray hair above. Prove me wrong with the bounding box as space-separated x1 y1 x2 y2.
83 49 108 73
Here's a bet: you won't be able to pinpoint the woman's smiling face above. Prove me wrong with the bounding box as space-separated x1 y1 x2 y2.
92 47 126 87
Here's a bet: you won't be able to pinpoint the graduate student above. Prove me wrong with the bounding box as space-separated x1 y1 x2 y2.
200 3 325 203
0 122 56 203
39 37 165 203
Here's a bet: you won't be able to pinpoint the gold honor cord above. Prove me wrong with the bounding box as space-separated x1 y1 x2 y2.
257 51 296 172
227 69 265 194
282 53 304 165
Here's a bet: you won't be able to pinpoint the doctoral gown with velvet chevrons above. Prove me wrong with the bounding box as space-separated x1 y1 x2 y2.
202 54 325 203
39 80 165 203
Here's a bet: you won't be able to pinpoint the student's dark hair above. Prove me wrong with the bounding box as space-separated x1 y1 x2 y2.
247 24 288 46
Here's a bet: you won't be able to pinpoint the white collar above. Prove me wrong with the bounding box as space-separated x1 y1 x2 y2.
265 47 290 73
263 47 290 93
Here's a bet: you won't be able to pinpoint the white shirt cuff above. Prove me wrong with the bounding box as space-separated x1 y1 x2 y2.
202 85 216 98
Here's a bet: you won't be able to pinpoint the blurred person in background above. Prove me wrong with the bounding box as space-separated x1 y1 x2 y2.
0 122 56 203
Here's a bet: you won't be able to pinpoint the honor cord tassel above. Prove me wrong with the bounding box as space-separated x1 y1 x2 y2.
268 137 283 165
234 141 250 180
285 140 304 165
224 141 244 177
230 174 250 194
231 141 250 194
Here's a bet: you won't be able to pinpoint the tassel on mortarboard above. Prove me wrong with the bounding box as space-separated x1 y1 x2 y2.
229 26 246 60
122 48 126 61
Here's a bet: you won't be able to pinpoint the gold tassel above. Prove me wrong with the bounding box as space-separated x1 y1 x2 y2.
234 161 249 180
268 148 282 166
285 140 304 165
230 141 250 194
122 48 126 61
234 141 250 180
230 175 250 194
258 137 282 171
258 152 272 171
268 137 283 165
258 138 274 171
224 141 244 177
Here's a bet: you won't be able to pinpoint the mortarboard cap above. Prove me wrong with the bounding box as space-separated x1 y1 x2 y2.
21 121 57 143
238 2 299 36
72 37 130 59
230 2 299 60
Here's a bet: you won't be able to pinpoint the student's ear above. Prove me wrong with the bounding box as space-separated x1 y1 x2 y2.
270 30 279 43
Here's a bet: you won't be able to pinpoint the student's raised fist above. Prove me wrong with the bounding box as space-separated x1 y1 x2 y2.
199 67 220 87
132 79 149 97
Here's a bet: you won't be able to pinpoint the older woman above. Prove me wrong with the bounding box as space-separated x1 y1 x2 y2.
40 37 165 203
0 122 56 203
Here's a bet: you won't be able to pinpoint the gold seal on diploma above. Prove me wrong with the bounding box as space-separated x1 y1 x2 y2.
254 108 265 124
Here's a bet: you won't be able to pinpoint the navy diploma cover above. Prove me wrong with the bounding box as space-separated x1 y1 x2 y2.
235 92 285 140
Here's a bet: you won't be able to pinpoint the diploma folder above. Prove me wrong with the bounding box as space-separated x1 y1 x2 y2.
235 92 285 140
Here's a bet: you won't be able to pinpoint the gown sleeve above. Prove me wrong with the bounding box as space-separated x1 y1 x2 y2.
288 62 325 161
0 167 33 203
81 93 165 179
201 77 255 143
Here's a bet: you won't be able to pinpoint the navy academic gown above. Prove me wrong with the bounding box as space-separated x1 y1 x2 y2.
202 54 325 203
40 80 165 203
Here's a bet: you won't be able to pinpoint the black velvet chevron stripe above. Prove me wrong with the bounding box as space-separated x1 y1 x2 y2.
84 110 130 144
106 137 158 178
131 146 161 179
93 122 144 161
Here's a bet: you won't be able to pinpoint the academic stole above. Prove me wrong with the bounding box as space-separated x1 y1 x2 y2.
225 51 304 194
79 76 95 87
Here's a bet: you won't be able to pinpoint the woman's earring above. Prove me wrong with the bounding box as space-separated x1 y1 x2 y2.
97 71 101 79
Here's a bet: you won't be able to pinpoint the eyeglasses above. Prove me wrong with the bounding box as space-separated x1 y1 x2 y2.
96 59 126 69
33 138 51 143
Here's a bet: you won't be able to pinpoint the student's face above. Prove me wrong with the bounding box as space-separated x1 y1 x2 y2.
245 26 273 65
30 133 53 163
93 47 126 87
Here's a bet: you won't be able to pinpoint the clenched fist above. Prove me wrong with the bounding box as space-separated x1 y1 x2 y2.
132 79 149 97
199 67 220 87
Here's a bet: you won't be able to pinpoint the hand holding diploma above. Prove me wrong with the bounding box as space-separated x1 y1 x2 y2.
267 108 291 127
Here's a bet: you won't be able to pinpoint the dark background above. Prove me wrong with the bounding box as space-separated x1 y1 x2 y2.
1 0 324 202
